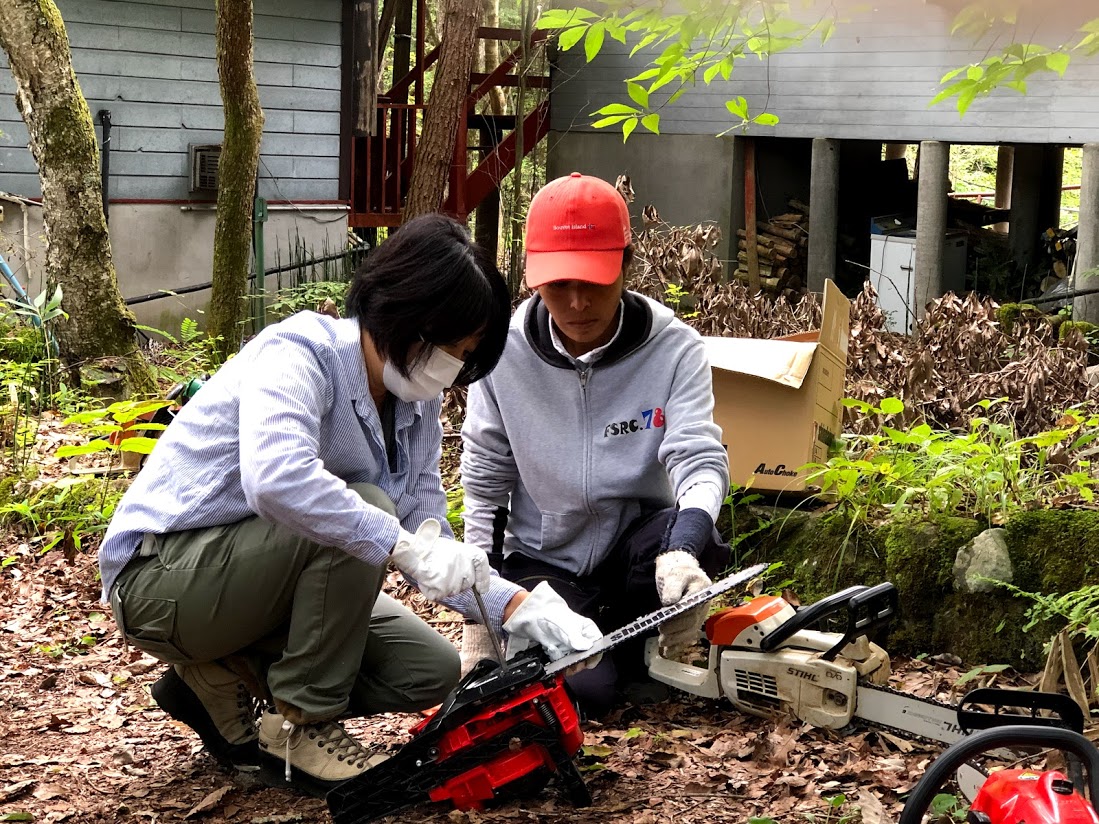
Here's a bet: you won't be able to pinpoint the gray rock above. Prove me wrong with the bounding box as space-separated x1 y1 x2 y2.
1087 364 1099 389
953 528 1013 593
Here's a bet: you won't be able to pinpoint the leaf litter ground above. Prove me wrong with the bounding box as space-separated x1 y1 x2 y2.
1 539 1042 824
0 414 1042 823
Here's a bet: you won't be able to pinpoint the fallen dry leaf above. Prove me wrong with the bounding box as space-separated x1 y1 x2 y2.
184 785 232 820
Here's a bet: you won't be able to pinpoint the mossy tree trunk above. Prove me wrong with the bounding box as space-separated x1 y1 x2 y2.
0 0 154 398
207 0 265 358
403 0 481 219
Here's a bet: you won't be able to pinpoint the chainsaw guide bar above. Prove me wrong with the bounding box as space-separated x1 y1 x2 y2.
545 562 768 676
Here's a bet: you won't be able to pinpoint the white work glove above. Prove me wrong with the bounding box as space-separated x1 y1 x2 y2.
390 518 491 602
503 582 604 672
654 550 712 651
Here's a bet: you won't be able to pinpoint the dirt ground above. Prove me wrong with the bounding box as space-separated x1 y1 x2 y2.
0 534 1036 824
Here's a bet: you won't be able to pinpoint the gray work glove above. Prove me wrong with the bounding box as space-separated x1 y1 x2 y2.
654 550 712 651
503 582 603 673
391 518 491 602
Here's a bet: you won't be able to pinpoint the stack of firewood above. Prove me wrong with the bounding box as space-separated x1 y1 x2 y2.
735 201 809 293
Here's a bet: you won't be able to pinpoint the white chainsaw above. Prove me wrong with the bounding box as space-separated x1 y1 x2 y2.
644 582 995 795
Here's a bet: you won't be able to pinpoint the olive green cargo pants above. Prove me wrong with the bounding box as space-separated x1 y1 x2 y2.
109 484 459 721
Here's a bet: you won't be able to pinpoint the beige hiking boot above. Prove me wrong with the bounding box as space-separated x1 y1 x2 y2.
258 710 389 788
151 662 259 769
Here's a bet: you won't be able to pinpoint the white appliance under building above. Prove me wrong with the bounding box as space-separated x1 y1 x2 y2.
869 230 968 334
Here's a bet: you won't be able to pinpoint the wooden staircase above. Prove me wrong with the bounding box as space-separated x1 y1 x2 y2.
348 28 550 228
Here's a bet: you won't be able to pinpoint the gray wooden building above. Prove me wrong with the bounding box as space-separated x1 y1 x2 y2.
546 0 1099 322
0 0 349 331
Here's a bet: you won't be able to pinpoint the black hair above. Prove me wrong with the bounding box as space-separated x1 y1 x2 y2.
345 213 511 386
622 244 634 272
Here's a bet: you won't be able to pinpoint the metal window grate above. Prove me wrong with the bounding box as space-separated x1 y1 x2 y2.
189 144 221 193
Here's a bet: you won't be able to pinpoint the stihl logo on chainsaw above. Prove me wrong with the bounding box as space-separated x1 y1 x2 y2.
754 463 799 477
787 666 820 682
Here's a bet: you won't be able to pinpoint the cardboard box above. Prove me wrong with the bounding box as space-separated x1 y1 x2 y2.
703 279 850 494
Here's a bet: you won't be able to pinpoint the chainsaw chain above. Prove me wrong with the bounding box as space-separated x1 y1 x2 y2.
856 682 960 747
545 562 768 676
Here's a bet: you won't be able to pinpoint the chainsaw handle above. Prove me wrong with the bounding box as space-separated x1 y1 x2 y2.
759 583 897 656
958 687 1085 734
822 583 898 661
758 585 866 651
898 726 1099 824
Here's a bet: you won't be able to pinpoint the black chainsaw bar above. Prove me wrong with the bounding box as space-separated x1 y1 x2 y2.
544 562 768 676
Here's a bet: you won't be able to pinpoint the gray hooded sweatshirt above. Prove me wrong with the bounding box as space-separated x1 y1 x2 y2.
460 291 729 576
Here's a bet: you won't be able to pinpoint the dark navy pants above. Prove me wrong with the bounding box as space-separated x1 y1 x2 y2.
501 507 731 716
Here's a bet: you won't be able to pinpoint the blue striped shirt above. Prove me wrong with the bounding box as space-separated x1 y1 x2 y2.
97 311 521 634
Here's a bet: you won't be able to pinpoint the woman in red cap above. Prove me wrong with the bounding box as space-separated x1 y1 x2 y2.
460 173 732 715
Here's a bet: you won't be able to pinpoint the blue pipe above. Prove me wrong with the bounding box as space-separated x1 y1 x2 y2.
0 251 34 312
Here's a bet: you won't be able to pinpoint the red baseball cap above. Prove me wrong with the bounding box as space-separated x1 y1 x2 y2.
524 173 631 288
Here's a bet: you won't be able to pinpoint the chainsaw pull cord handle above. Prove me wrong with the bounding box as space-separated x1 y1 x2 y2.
898 726 1099 824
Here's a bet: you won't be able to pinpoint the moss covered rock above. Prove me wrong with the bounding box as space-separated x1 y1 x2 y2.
734 507 1099 668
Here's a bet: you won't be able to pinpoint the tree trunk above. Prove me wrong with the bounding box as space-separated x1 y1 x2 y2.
0 0 154 398
403 0 480 219
481 0 505 116
353 0 378 136
207 0 265 358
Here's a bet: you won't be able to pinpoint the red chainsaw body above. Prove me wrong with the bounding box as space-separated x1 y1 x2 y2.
971 769 1099 824
408 674 583 812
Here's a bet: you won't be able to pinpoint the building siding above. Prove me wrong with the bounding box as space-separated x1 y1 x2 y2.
0 0 342 201
549 0 1099 144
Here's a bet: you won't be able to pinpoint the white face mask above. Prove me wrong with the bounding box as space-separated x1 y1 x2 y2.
382 346 465 402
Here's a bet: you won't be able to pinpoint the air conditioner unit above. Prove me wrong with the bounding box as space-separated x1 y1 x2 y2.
189 144 221 193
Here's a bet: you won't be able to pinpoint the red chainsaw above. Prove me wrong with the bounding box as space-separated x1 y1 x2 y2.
325 562 768 824
900 692 1099 824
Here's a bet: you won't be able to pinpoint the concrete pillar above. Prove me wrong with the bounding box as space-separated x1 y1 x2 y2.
914 140 950 319
1073 144 1099 323
807 138 840 293
994 145 1013 233
1010 144 1044 279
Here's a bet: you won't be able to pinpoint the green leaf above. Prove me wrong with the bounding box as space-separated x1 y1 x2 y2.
878 397 905 415
594 103 640 116
1 813 35 822
118 437 160 455
930 794 959 817
582 744 614 757
940 66 967 84
592 115 631 128
622 117 638 142
752 112 780 127
725 96 748 119
557 24 587 52
1046 51 1071 76
929 78 976 109
624 727 643 739
584 22 606 62
627 82 649 109
56 440 112 458
641 113 660 134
